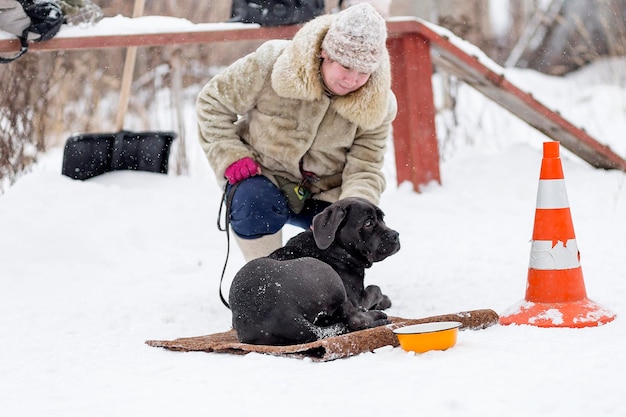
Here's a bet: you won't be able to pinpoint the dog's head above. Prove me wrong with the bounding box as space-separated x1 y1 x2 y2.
312 197 400 263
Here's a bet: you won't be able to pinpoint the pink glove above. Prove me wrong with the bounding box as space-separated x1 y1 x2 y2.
224 157 261 185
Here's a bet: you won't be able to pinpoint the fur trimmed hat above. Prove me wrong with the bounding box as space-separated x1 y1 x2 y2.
321 3 387 74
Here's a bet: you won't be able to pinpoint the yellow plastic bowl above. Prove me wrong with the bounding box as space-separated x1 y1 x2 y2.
393 321 462 353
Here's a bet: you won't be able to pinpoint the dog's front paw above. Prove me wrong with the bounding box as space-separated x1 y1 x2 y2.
362 285 392 310
368 311 390 328
372 317 391 327
374 294 392 310
347 310 388 331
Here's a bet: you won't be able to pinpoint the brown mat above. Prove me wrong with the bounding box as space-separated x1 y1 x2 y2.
146 309 499 362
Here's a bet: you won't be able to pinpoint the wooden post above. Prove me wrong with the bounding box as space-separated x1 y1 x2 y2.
114 0 145 131
387 33 441 192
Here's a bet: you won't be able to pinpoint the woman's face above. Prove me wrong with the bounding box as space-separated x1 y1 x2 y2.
320 50 371 96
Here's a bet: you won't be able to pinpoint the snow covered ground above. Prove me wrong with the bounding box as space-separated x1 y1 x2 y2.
1 46 625 417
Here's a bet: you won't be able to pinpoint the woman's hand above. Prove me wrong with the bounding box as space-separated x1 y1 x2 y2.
224 157 261 185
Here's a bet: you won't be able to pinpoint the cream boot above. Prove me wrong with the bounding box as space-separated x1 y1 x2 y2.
234 230 283 262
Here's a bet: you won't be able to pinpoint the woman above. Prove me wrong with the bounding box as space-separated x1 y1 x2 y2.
197 3 397 261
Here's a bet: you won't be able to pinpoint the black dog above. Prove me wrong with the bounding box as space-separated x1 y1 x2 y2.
228 197 401 345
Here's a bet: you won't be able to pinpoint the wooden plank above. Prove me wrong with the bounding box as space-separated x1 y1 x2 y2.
0 24 301 52
408 20 626 171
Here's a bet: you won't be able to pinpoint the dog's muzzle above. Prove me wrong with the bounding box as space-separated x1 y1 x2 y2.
370 230 400 262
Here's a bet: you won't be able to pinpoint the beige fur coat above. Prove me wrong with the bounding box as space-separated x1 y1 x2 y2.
196 14 397 204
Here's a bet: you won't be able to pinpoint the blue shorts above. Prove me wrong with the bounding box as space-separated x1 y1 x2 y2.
227 176 331 239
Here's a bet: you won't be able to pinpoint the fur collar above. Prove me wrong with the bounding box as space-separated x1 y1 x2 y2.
271 14 391 130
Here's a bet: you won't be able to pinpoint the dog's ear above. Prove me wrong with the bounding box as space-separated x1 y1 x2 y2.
312 204 347 249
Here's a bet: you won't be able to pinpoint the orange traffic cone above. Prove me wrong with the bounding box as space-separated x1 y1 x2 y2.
499 141 615 328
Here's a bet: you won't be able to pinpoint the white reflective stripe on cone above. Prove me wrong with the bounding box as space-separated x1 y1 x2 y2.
536 179 570 209
529 239 580 270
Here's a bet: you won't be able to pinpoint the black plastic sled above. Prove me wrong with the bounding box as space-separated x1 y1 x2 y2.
61 130 176 180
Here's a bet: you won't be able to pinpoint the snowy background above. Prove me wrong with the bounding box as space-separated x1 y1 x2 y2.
2 17 626 417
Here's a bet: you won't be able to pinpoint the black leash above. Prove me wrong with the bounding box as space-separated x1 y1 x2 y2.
217 182 240 310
